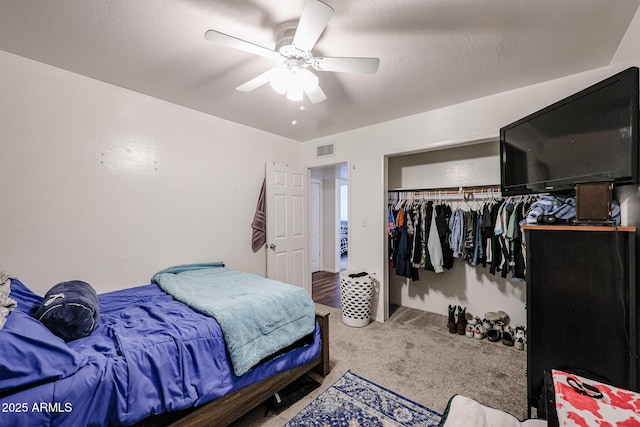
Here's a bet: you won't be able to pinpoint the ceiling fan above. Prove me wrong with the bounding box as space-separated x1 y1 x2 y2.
204 0 380 104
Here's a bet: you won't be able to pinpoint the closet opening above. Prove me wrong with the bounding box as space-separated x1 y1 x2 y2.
384 140 527 328
310 163 348 309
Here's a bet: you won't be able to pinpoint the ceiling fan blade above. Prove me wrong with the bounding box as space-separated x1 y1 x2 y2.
313 57 380 74
236 69 277 92
204 30 281 62
292 0 334 52
305 85 327 104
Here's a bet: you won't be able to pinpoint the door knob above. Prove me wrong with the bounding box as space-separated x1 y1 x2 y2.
269 244 276 250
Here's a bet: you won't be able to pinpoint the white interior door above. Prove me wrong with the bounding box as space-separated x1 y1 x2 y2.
310 180 321 273
266 162 310 293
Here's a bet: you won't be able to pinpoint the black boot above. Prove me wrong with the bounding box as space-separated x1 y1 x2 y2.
456 306 467 335
447 305 457 333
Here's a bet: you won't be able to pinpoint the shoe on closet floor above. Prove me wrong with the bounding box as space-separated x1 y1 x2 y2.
474 324 486 340
496 310 510 324
487 328 501 342
447 305 457 334
484 311 500 322
485 310 510 324
514 326 526 350
501 326 514 346
456 306 467 335
465 324 474 338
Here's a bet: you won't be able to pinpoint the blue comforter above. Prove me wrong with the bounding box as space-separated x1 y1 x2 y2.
0 279 321 427
152 265 316 376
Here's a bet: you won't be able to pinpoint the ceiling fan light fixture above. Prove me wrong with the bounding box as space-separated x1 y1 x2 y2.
295 67 319 91
269 65 319 100
286 85 304 101
269 68 290 94
205 0 378 106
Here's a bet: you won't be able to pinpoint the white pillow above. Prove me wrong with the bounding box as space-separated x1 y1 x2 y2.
439 395 547 427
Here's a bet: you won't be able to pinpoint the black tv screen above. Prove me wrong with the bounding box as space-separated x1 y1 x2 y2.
500 66 639 195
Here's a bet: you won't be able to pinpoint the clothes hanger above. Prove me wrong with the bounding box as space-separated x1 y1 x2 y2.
472 190 481 211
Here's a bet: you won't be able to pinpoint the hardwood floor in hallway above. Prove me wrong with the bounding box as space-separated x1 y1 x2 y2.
311 271 341 309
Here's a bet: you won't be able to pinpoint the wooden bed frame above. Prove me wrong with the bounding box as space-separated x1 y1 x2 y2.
134 311 330 427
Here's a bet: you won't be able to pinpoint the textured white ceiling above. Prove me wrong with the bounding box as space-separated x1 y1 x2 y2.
0 0 638 141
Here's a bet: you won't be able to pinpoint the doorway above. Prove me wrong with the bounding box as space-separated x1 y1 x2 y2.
309 163 348 308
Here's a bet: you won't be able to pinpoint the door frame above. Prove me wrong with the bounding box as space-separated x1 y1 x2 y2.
308 162 349 284
310 178 323 273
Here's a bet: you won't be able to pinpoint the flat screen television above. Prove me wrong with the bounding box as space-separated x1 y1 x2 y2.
500 66 639 195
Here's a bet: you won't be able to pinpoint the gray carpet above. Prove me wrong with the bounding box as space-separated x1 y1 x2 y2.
231 304 527 426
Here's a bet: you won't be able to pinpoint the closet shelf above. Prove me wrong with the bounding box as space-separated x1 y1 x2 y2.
388 185 502 204
389 185 500 195
522 225 636 232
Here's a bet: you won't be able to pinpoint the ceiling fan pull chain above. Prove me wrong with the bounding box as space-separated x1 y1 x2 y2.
291 99 298 126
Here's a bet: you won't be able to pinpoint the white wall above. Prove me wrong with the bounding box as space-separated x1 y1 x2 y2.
302 6 640 323
388 141 500 190
0 50 301 296
321 177 339 272
612 5 640 68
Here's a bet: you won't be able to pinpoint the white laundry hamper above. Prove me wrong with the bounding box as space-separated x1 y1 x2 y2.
339 272 374 327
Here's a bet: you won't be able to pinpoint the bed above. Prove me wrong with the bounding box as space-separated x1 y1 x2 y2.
0 264 329 427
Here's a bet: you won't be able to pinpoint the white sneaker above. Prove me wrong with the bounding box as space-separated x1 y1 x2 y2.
465 324 474 338
474 324 486 340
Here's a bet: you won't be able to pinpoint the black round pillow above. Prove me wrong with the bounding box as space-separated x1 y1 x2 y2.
34 280 100 342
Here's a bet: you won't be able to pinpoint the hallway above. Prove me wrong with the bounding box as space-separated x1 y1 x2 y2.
311 252 347 309
311 271 341 309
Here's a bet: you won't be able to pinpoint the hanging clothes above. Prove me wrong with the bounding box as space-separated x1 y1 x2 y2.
427 204 444 272
422 202 436 272
406 209 420 281
448 208 464 259
509 199 529 280
492 197 513 278
394 208 409 277
480 202 495 268
462 210 477 261
489 199 503 276
471 209 483 266
395 208 419 281
388 206 397 269
388 188 534 282
435 204 454 270
411 204 426 269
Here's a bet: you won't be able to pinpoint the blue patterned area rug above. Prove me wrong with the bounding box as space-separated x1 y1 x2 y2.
284 370 442 426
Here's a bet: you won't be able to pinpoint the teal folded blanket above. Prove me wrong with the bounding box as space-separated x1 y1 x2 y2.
152 265 316 376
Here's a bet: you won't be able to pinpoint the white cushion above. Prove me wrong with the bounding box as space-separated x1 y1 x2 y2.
439 395 547 427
